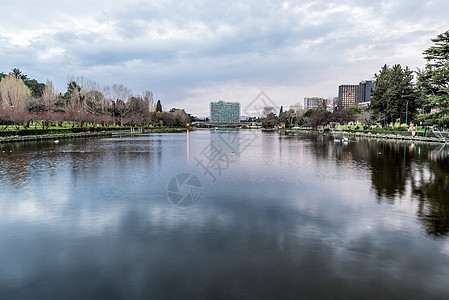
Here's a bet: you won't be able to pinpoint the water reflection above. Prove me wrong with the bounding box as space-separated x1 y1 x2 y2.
364 141 449 237
306 136 449 237
1 135 449 240
1 132 449 299
411 146 449 237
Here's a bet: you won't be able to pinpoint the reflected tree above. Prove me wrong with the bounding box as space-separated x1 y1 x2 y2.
411 153 449 237
368 142 411 200
367 141 449 237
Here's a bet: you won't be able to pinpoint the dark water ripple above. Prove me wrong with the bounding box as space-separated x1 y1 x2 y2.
0 131 448 299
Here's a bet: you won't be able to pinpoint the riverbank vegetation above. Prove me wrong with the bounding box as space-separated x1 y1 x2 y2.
261 29 449 131
0 71 191 130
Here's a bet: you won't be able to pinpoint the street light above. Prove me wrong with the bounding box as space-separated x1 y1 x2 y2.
405 101 408 126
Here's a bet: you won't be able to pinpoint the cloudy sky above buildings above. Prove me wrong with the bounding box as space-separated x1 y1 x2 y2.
0 0 448 116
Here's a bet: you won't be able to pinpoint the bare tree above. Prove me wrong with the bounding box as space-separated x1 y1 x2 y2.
111 99 126 126
110 84 132 102
357 109 382 128
107 84 132 125
41 80 59 111
0 108 30 129
51 111 66 127
262 106 276 117
169 108 190 126
84 90 107 115
67 110 93 128
65 81 86 112
125 96 150 126
286 108 296 127
306 108 331 129
143 90 155 112
162 112 176 126
68 76 101 92
65 76 104 113
0 74 31 110
292 108 305 121
102 85 112 101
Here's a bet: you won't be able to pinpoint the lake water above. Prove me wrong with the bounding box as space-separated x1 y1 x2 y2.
1 130 449 299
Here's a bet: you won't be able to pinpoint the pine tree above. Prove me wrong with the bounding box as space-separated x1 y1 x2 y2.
278 105 287 125
418 30 449 110
156 100 162 112
371 64 418 124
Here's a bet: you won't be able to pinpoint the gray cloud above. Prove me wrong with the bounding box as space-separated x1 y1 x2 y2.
0 0 448 115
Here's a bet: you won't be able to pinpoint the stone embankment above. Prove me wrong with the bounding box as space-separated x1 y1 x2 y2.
0 131 114 144
0 128 190 144
286 129 448 144
339 131 447 144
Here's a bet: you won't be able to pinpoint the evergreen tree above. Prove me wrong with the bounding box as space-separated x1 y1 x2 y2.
25 79 45 98
11 68 28 81
156 99 162 112
417 30 449 110
10 68 45 97
371 64 418 124
278 105 287 125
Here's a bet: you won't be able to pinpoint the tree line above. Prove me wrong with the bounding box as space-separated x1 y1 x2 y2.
261 104 365 129
0 71 190 129
261 29 449 129
370 30 448 128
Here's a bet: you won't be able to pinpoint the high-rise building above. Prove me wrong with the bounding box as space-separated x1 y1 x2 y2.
360 80 376 104
338 80 375 110
303 97 327 110
210 101 240 122
338 85 362 110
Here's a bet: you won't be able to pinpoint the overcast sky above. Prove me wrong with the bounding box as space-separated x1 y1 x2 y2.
0 0 448 116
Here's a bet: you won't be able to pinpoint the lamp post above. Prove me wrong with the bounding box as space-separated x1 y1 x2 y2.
405 101 409 126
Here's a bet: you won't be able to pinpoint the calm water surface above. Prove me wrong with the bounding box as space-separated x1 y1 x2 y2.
1 130 449 299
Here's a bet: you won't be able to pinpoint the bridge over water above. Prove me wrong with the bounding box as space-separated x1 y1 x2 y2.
192 122 261 128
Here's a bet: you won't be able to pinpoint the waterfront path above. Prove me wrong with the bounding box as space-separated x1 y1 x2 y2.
286 129 448 144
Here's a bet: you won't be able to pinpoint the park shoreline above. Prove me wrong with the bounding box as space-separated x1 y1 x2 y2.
0 127 191 144
2 126 447 145
284 129 448 145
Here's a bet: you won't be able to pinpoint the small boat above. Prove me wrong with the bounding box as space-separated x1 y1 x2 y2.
334 137 349 143
261 128 275 132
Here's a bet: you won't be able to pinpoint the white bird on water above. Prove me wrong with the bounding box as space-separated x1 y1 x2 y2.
54 140 59 143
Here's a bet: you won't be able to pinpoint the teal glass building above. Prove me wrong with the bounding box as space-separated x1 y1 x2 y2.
210 101 240 122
